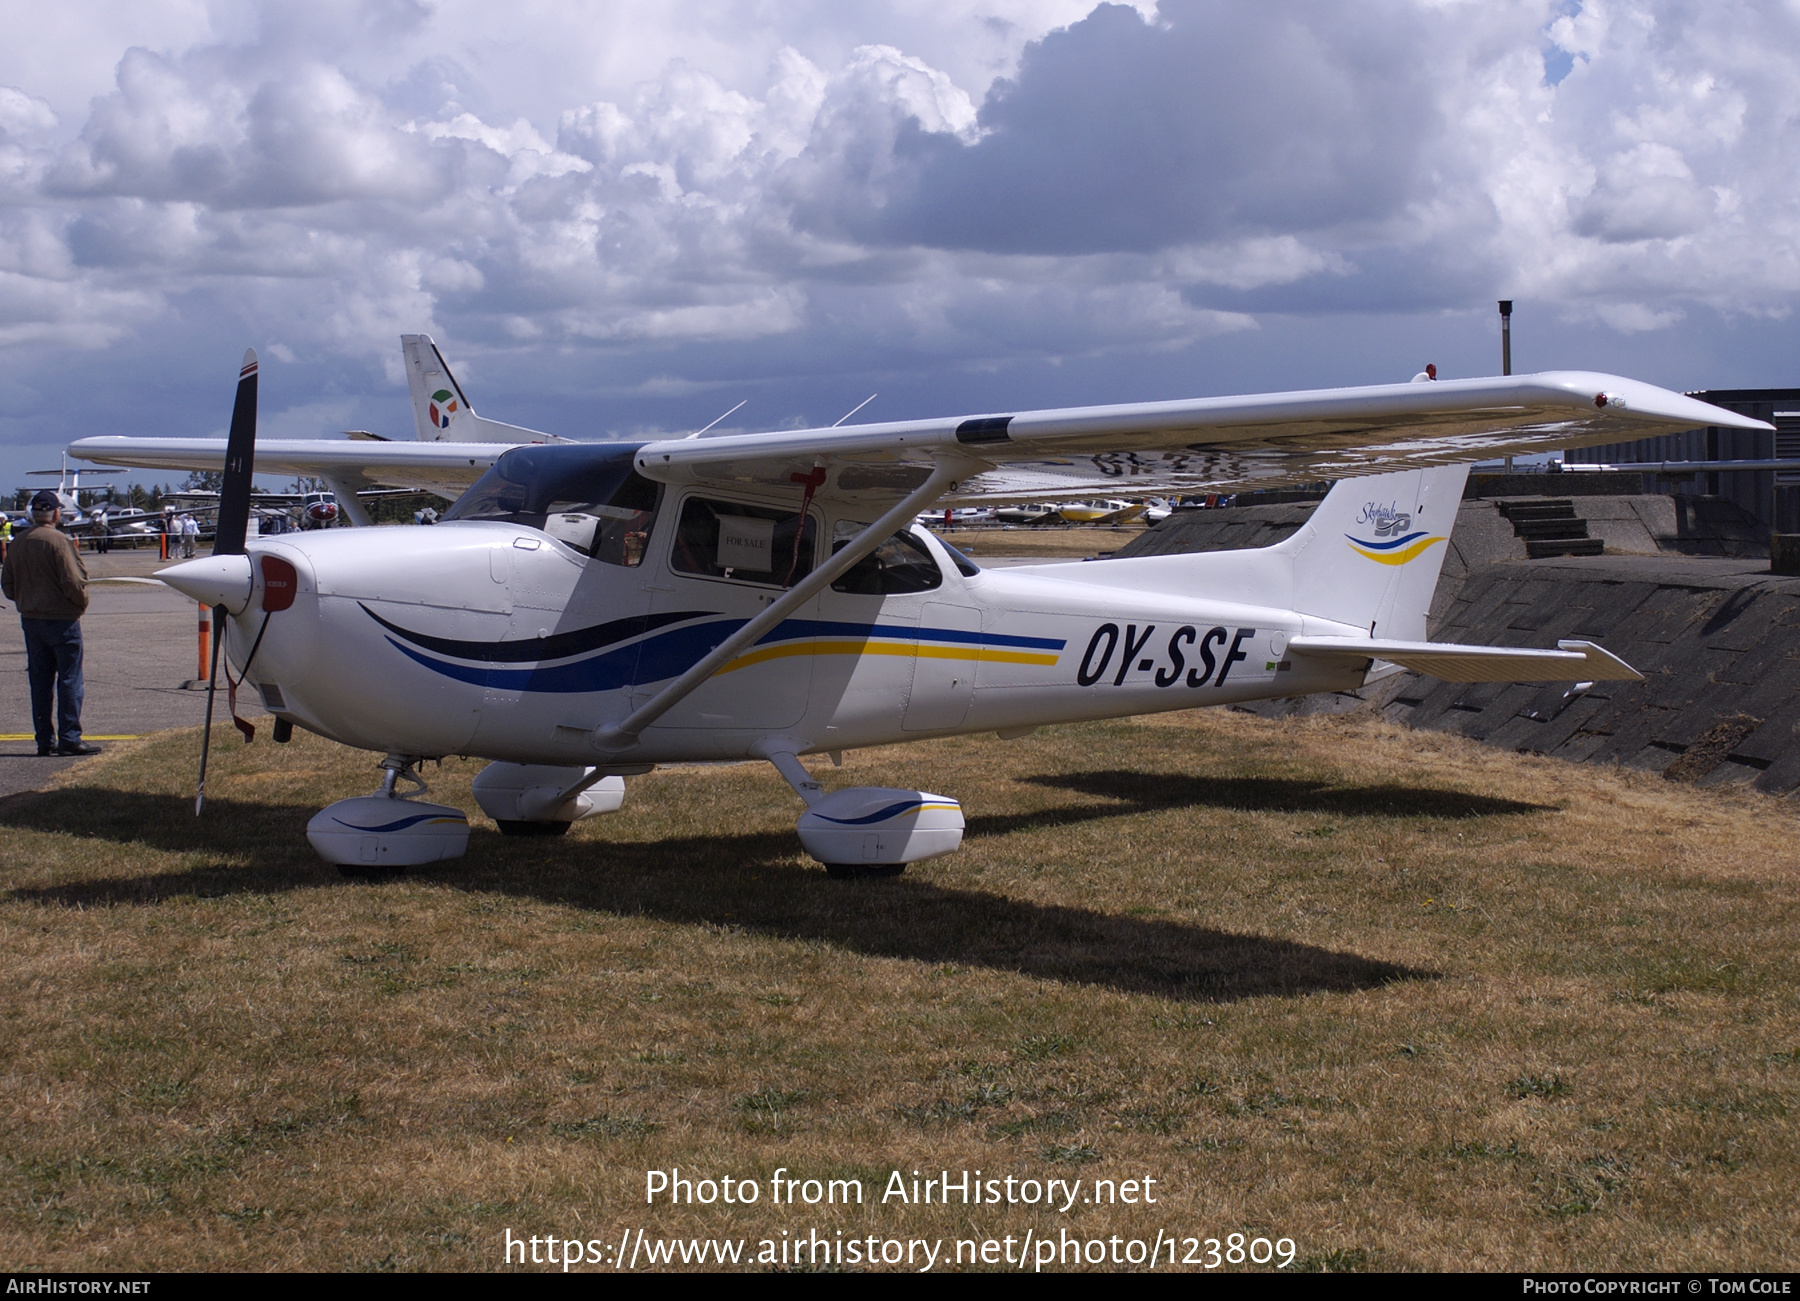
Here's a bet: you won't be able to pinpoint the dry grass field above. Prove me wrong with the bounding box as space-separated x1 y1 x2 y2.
1 708 1796 1272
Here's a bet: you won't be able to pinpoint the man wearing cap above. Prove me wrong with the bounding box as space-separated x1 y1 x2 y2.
1 491 101 756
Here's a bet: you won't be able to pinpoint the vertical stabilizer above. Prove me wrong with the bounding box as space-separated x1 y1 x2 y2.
402 334 471 441
400 334 565 445
1274 463 1470 641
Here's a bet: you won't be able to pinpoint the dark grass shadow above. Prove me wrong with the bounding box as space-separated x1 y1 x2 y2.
1012 771 1552 820
4 785 1430 1004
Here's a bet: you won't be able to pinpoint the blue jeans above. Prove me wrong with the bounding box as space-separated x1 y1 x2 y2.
21 618 84 750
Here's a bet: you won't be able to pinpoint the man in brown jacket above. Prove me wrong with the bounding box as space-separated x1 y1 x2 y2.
1 491 100 756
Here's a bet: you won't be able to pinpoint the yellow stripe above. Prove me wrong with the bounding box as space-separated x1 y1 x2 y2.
1348 536 1446 566
0 734 143 741
719 639 1060 674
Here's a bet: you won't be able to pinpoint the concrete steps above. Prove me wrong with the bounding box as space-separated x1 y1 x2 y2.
1496 498 1606 559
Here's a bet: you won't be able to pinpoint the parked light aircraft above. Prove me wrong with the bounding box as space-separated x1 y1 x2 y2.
82 345 1767 877
19 456 160 536
73 335 561 526
167 485 436 530
1057 499 1146 525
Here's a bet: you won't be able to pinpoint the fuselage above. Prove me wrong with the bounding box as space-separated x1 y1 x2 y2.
225 498 1370 769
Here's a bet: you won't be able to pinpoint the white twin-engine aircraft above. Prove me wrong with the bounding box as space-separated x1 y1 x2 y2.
87 344 1767 877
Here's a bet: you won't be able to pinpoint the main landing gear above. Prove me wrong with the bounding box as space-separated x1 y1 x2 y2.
470 763 627 837
761 749 965 880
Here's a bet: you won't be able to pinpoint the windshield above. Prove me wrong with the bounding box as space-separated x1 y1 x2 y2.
445 442 661 565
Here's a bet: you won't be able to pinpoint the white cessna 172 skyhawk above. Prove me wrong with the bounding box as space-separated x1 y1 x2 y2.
76 344 1767 876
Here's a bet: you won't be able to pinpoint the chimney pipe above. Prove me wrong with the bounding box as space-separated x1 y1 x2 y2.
1498 300 1513 376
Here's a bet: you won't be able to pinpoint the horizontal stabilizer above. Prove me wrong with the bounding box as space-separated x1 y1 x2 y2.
1288 636 1642 683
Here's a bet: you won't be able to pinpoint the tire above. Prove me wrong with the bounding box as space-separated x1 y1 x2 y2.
337 863 407 881
823 862 907 880
497 819 572 837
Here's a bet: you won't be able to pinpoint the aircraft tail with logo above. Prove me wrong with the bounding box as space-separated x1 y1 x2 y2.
1086 460 1635 683
1273 462 1469 641
401 334 568 445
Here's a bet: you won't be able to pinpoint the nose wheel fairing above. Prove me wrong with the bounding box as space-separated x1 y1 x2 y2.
306 757 469 874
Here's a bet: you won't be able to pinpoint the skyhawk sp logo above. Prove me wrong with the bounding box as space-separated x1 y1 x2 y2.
1346 501 1444 565
1358 501 1412 537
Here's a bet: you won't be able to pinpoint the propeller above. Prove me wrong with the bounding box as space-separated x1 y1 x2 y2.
196 348 258 815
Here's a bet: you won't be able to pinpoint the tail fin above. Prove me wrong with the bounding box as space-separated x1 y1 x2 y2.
401 334 567 445
1274 462 1469 641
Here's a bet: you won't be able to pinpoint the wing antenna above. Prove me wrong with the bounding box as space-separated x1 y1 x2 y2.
832 393 877 427
685 399 747 439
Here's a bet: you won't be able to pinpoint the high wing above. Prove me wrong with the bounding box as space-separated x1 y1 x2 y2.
68 334 560 497
66 438 505 499
71 369 1765 510
632 371 1767 505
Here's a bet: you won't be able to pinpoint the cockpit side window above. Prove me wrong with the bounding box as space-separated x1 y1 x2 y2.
444 443 662 566
544 472 661 567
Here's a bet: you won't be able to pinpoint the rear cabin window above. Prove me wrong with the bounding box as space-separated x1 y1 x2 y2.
937 538 981 577
671 496 819 586
829 525 943 595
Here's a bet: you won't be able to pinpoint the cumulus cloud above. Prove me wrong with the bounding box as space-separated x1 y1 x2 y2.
49 51 462 208
801 1 1446 255
3 0 1800 478
1576 142 1716 242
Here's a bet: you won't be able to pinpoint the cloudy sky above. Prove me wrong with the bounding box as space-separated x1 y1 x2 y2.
3 0 1797 488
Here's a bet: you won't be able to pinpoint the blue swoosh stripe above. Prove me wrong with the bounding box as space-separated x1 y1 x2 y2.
386 617 734 693
362 603 715 663
812 799 927 826
331 811 466 834
368 608 1066 665
1344 530 1429 551
379 613 1068 695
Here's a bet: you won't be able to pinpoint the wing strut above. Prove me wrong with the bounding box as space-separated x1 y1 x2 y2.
593 461 962 752
321 475 374 527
